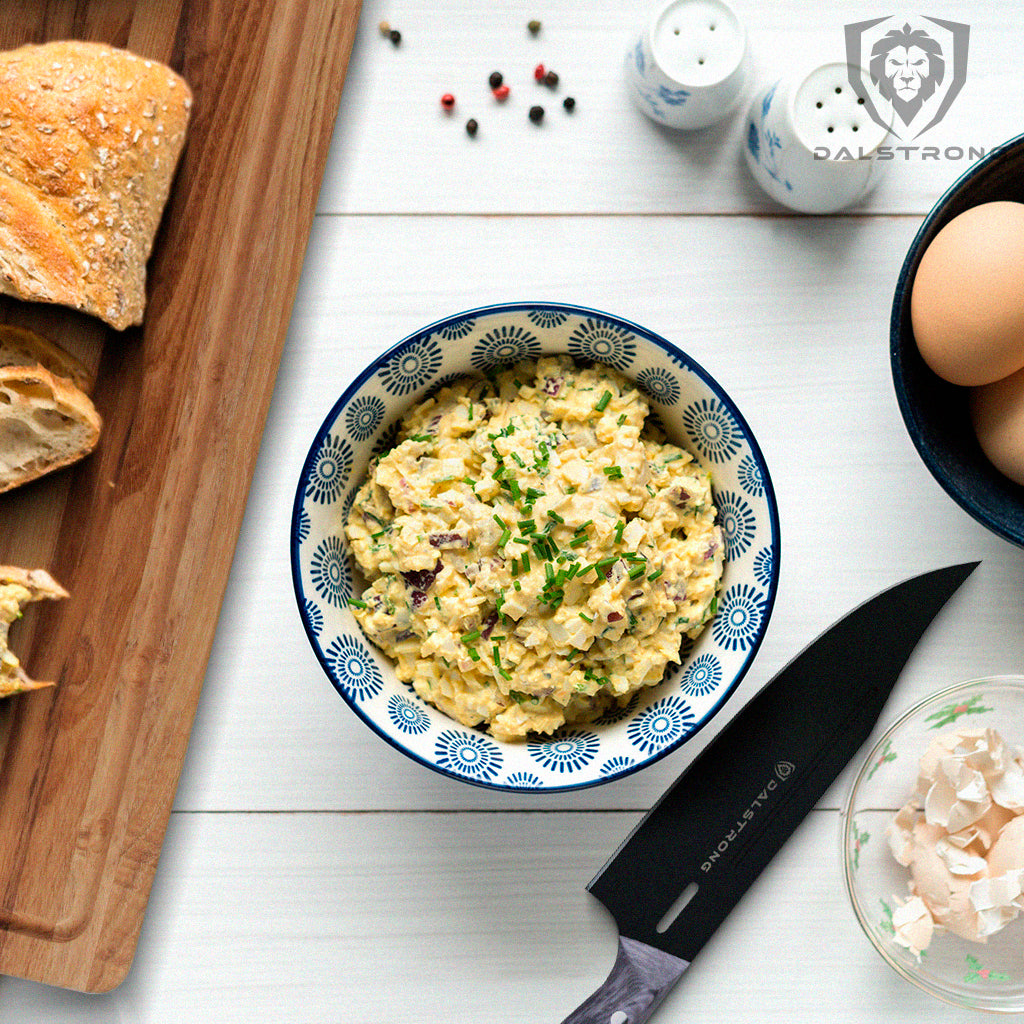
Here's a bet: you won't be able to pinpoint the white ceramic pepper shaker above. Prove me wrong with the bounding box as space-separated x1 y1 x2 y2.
743 61 891 213
626 0 750 130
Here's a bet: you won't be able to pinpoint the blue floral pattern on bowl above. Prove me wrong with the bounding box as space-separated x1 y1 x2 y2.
291 302 781 793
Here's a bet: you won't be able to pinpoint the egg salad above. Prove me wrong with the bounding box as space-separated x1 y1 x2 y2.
344 356 724 742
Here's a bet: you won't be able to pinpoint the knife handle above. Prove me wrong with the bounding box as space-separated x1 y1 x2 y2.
559 936 689 1024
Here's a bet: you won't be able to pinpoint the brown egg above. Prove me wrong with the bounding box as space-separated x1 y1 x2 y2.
911 201 1024 386
970 365 1024 486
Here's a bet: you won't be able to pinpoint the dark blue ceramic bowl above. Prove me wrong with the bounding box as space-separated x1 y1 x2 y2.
891 132 1024 549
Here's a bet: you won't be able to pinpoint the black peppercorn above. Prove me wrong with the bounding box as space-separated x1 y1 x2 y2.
544 70 559 88
528 105 544 123
563 96 575 112
528 19 541 34
389 28 401 45
488 71 503 89
466 118 479 136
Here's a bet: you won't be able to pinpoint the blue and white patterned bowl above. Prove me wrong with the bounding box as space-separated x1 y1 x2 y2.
291 302 781 792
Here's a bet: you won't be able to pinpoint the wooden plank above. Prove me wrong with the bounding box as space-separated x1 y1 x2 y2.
319 0 1019 215
0 809 996 1021
0 0 362 993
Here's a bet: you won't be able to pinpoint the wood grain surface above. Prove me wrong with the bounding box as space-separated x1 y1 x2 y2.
0 0 361 993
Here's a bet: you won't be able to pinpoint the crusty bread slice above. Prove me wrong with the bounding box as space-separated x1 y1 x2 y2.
0 566 68 697
0 364 101 494
0 324 93 392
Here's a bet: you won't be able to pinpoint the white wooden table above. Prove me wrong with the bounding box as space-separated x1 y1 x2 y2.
2 1 1023 1020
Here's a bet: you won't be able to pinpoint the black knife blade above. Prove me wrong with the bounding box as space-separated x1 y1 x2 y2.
560 561 979 1024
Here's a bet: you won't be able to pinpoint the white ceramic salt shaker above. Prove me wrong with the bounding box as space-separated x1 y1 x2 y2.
743 61 891 213
626 0 750 130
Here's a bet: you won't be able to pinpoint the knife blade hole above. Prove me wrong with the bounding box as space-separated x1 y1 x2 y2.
655 880 699 934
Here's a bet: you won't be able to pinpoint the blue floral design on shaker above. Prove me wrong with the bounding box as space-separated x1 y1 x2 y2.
568 318 637 371
627 696 696 754
682 398 741 463
387 693 430 735
327 635 383 701
712 584 767 652
345 395 386 442
378 335 443 396
471 324 541 370
750 81 793 191
528 730 600 772
716 490 757 560
310 535 351 606
435 730 503 781
306 433 352 505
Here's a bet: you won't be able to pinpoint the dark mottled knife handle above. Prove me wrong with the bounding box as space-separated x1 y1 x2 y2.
559 938 689 1024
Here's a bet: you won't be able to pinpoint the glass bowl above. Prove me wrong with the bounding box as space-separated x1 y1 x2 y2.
841 676 1024 1013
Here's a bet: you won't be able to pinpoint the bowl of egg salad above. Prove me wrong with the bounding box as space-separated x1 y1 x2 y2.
291 302 780 791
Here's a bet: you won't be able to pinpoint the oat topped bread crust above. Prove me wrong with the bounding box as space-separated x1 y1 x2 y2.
0 40 192 330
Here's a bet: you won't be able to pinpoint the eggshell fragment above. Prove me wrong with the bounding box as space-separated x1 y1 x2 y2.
970 366 1024 486
911 201 1024 386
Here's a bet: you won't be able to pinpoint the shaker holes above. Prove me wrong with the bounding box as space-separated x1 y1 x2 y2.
610 1014 629 1024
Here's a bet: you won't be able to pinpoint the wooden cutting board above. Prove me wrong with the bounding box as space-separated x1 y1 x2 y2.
0 0 361 993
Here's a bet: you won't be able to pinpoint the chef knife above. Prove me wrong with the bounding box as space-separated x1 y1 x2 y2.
560 560 979 1024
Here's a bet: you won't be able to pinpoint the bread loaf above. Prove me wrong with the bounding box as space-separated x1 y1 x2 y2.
0 40 192 329
0 565 68 697
0 323 93 391
0 363 101 493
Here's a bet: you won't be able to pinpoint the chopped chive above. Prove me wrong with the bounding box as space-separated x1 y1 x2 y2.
508 478 521 500
513 579 522 591
578 563 596 577
462 629 481 644
617 413 627 426
434 595 442 610
575 520 593 533
569 534 588 548
511 451 526 468
468 402 474 420
407 433 434 442
499 668 512 681
467 646 481 662
493 644 501 667
545 563 556 584
498 528 512 548
546 510 565 524
614 522 625 543
603 465 624 480
493 513 508 529
520 552 530 572
513 536 531 546
565 485 578 495
579 612 594 623
628 564 645 581
596 555 617 572
371 528 388 539
647 568 664 581
348 598 367 609
518 519 536 534
511 557 520 577
526 487 546 501
595 390 612 412
663 453 683 463
566 562 581 580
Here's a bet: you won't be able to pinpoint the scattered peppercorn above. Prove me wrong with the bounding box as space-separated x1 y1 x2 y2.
389 29 401 45
441 93 456 111
529 104 544 123
563 96 576 112
528 19 542 34
534 63 546 81
493 84 510 101
466 118 479 136
489 71 503 89
378 19 390 35
544 69 559 88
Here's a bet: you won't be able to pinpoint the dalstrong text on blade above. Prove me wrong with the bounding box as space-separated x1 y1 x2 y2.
700 760 797 874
